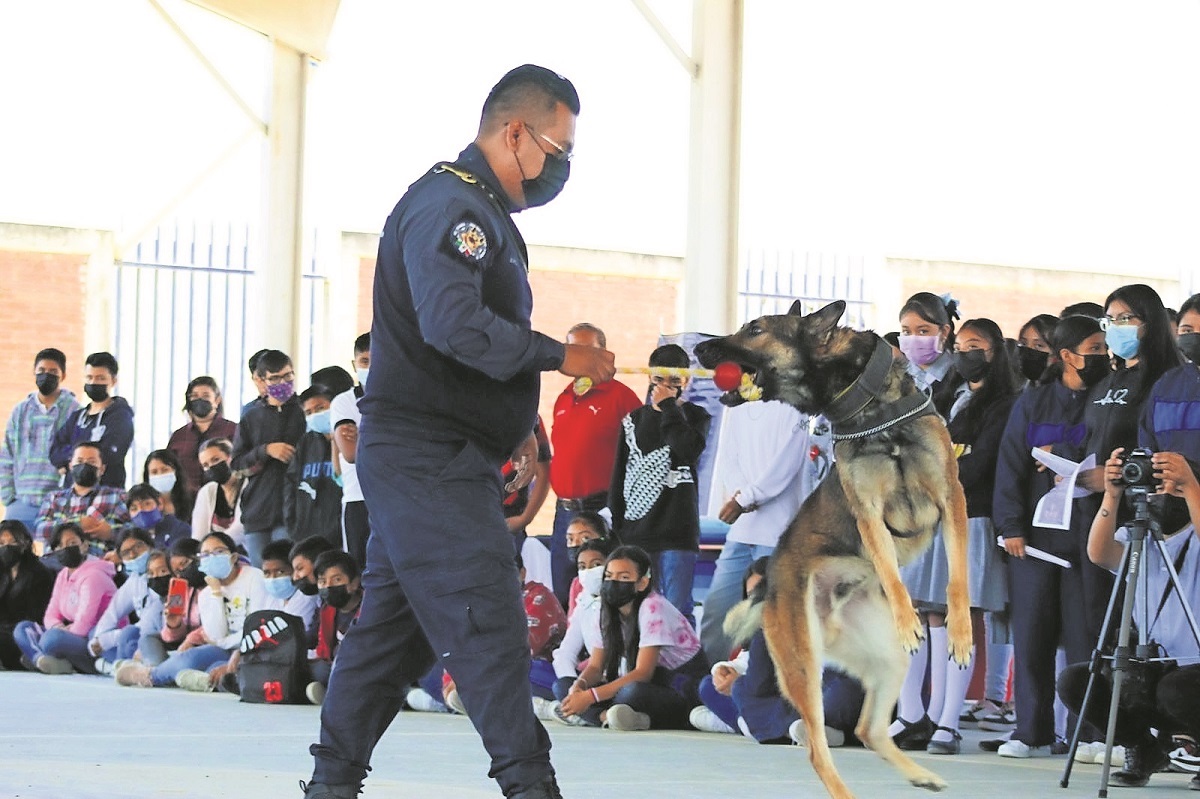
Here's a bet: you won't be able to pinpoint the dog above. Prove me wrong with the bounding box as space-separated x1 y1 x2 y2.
695 300 972 799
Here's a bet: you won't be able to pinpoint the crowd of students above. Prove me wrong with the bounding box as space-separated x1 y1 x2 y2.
1 290 1199 791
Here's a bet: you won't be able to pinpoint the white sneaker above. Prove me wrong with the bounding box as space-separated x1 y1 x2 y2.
94 657 115 676
1075 741 1104 763
444 688 467 715
532 696 557 721
175 668 214 692
736 717 755 739
1094 745 1125 767
998 740 1053 758
604 704 651 731
788 718 845 748
305 681 326 706
405 686 449 713
689 706 736 734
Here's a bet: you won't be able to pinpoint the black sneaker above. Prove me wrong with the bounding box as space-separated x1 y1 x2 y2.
299 781 358 798
893 715 935 751
1051 737 1070 756
979 733 1012 752
507 777 564 799
1109 744 1171 788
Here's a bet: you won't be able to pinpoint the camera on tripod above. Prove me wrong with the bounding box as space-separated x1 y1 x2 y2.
1117 448 1160 489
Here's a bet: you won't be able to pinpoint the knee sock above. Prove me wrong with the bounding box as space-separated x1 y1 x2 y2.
888 632 930 736
925 626 949 726
932 646 976 742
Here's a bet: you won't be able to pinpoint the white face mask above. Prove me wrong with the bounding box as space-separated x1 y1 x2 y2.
578 564 604 597
149 472 177 494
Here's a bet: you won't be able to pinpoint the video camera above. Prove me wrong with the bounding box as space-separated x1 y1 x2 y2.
1118 447 1160 490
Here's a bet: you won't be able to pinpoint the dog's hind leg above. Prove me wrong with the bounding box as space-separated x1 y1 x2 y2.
848 510 925 655
940 483 973 667
763 581 855 799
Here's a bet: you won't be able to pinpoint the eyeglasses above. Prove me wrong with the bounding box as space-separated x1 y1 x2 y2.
1099 313 1140 330
263 371 295 385
525 124 573 162
119 545 147 559
201 548 231 557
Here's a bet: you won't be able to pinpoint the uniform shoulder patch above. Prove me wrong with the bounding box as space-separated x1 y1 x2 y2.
450 220 488 262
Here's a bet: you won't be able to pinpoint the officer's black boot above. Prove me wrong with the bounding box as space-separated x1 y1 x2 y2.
507 776 564 799
1108 742 1170 788
299 780 358 799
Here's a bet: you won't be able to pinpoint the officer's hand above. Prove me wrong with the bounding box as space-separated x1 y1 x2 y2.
1003 536 1027 559
266 443 296 463
559 344 616 384
505 433 539 493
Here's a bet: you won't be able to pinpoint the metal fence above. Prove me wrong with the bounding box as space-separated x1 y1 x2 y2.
113 222 327 477
738 248 874 328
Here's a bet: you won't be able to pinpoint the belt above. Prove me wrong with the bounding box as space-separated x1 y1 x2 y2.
556 492 608 512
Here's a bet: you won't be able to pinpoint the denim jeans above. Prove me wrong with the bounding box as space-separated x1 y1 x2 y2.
242 524 290 567
698 541 775 663
13 623 95 673
4 499 43 532
651 549 698 627
149 644 230 687
550 506 580 607
100 625 142 663
579 680 693 729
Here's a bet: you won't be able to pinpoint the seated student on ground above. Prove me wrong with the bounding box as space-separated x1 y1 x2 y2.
290 534 336 600
304 550 365 706
125 484 191 551
551 539 612 703
13 521 117 674
115 531 266 691
137 538 205 667
564 511 608 616
167 376 238 494
555 544 708 731
143 449 194 525
285 386 343 547
34 442 129 549
191 437 245 545
88 529 166 672
1056 447 1200 791
442 553 568 717
0 520 55 671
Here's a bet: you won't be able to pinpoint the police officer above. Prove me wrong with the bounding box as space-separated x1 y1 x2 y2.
302 66 615 799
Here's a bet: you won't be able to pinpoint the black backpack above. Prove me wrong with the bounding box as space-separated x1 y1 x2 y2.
236 610 308 704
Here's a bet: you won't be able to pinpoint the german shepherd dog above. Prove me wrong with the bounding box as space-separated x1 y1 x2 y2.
695 300 972 799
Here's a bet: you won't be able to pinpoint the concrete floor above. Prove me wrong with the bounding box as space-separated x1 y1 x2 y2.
1 670 1195 799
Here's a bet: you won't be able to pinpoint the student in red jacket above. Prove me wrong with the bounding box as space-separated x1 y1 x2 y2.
305 550 363 705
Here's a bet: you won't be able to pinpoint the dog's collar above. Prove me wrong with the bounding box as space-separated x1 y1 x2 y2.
831 391 937 441
824 336 895 424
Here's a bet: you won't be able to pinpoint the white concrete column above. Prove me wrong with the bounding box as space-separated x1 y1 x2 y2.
683 0 743 335
258 41 308 360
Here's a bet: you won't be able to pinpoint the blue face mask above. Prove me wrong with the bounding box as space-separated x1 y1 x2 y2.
132 508 163 530
1105 324 1140 361
123 550 151 576
356 368 369 387
263 575 297 600
199 553 234 581
306 409 332 435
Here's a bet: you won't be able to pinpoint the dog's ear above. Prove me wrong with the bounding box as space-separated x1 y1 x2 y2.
788 300 804 316
803 300 846 343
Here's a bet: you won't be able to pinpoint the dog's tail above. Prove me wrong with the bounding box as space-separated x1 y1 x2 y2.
722 579 766 648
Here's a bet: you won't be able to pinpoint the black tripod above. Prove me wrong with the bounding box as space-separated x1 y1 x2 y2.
1060 487 1200 796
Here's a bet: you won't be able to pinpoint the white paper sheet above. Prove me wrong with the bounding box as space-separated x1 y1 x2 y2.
995 536 1072 569
1031 449 1096 530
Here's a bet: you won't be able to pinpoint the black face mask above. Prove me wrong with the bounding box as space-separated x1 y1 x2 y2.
203 461 233 486
519 148 570 209
294 578 319 596
56 546 85 569
182 561 207 590
1178 333 1200 364
319 584 355 609
600 579 640 608
1017 346 1050 383
147 575 172 598
83 383 109 403
0 544 23 569
35 373 60 396
187 398 214 418
566 545 583 569
71 462 100 488
1075 353 1112 388
953 350 989 383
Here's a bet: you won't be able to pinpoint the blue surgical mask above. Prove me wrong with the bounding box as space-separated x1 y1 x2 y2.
199 553 234 581
306 409 332 435
264 575 297 600
1105 324 1140 361
132 508 163 530
356 368 369 387
149 472 177 494
123 550 151 576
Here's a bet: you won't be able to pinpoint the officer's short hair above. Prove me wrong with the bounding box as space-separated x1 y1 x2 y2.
480 64 579 130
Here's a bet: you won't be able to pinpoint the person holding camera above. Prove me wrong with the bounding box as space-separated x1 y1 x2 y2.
1057 447 1200 790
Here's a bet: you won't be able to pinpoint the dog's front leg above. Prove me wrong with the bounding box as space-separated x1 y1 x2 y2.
940 483 973 667
853 514 924 654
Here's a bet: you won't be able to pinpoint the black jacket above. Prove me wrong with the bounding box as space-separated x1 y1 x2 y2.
0 553 55 626
284 431 343 546
231 398 306 531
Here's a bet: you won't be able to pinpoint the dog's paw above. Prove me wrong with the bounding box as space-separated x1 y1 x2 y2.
894 608 926 653
908 769 947 793
947 615 973 668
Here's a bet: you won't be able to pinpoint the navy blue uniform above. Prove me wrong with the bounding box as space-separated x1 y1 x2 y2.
1140 362 1200 458
993 379 1096 747
310 144 565 795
